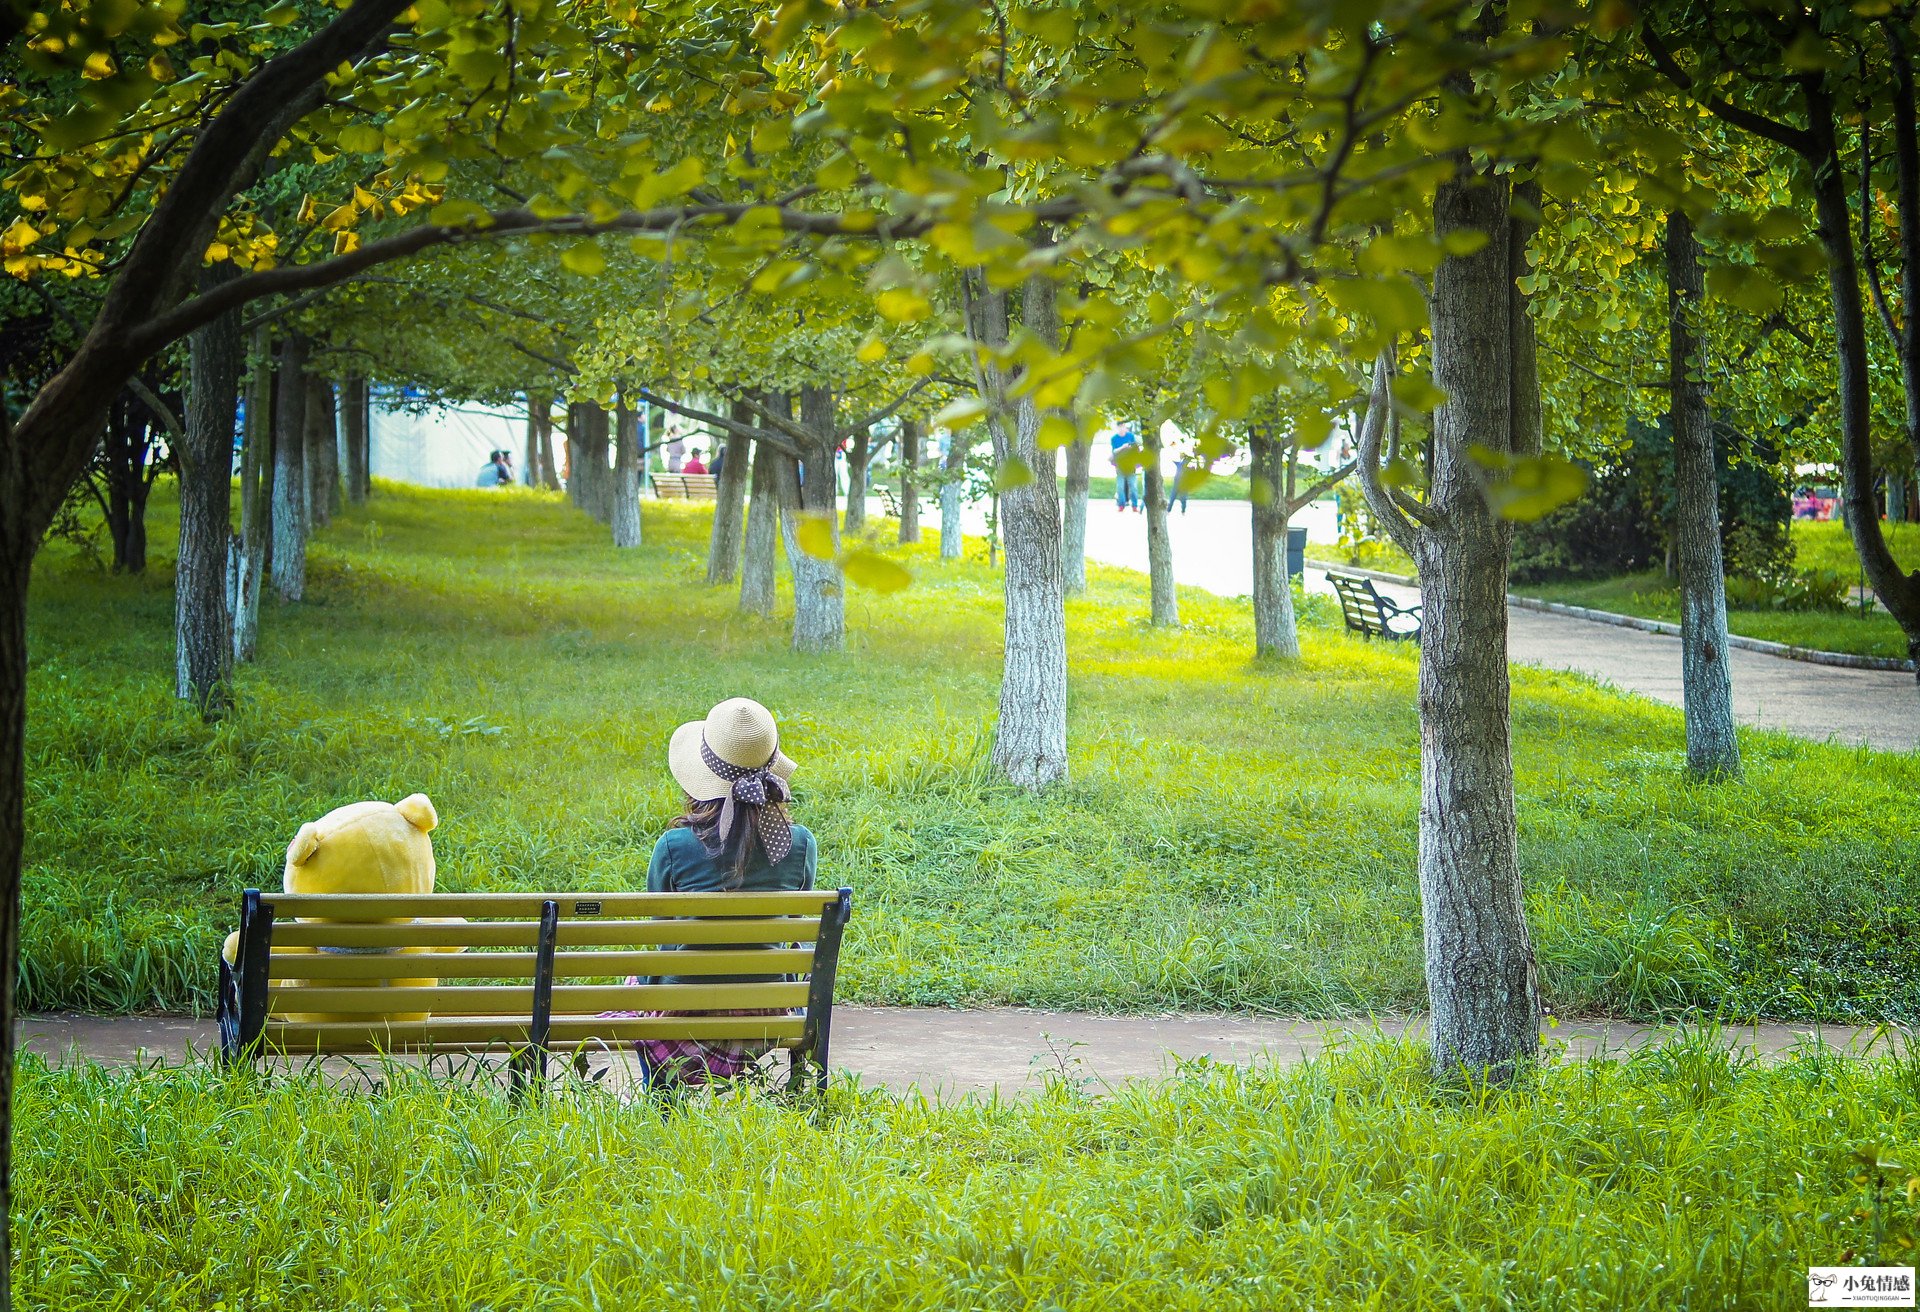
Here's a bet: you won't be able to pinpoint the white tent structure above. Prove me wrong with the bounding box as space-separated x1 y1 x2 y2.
369 392 526 489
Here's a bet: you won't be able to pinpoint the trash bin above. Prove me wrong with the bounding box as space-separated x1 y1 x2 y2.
1287 526 1307 579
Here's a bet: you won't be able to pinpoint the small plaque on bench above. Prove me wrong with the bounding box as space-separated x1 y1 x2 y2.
573 900 603 916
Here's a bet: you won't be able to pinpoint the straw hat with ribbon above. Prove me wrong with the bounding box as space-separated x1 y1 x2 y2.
667 698 798 862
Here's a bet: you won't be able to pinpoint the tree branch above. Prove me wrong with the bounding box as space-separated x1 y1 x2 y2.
1639 24 1816 155
1352 350 1428 553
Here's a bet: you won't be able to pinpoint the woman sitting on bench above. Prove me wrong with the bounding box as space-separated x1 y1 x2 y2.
615 696 817 1088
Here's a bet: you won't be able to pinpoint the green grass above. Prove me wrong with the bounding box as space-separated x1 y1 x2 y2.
25 480 1920 1023
19 1036 1920 1309
1087 471 1256 502
1791 518 1920 579
1523 571 1910 659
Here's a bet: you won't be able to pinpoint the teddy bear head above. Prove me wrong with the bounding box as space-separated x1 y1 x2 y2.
283 793 439 897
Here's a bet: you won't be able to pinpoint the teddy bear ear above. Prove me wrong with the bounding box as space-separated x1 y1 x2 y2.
286 822 322 867
394 793 438 834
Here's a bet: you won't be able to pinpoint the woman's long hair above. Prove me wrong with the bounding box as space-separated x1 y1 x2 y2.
673 795 790 888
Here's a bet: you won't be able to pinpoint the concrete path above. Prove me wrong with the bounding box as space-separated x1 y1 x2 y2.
1033 497 1919 753
16 1009 1899 1099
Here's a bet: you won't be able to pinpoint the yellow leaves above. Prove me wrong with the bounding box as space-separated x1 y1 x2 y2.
81 50 116 80
644 94 675 113
841 550 911 593
626 157 705 209
297 195 318 225
321 204 357 232
560 241 607 276
874 287 932 324
1 220 42 258
260 2 300 25
796 514 836 560
332 231 359 255
1036 416 1079 451
205 239 230 262
855 334 887 365
933 397 990 431
145 53 174 82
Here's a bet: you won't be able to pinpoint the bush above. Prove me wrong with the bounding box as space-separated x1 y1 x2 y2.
1725 567 1849 613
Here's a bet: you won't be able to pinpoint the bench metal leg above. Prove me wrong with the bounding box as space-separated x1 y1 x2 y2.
510 900 560 1100
790 888 852 1096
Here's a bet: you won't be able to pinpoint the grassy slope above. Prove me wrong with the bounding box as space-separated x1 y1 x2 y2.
20 1038 1920 1309
26 482 1920 1021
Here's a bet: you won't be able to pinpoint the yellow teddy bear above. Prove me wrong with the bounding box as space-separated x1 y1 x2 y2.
224 793 464 1023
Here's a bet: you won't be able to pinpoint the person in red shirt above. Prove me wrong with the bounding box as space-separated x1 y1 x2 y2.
682 449 708 475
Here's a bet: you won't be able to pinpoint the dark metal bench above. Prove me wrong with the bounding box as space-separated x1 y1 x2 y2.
217 887 852 1094
1326 570 1422 641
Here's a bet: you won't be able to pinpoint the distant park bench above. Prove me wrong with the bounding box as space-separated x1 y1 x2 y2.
651 472 719 501
1326 570 1422 642
217 887 852 1093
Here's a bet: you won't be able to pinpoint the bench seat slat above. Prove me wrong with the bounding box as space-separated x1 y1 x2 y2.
266 947 817 980
267 981 809 1015
269 918 820 949
261 891 839 919
262 1014 807 1053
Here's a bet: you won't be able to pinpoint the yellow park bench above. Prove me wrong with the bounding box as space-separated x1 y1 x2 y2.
216 887 853 1093
650 472 719 501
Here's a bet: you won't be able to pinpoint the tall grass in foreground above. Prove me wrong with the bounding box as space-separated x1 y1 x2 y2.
25 481 1920 1022
17 1037 1920 1309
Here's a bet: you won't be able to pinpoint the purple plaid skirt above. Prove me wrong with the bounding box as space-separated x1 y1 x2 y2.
602 976 789 1087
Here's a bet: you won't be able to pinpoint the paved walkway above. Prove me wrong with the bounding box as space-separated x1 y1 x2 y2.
16 1009 1900 1098
1049 498 1919 754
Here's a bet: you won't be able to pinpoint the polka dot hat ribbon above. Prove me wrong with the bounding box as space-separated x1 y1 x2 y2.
700 736 793 863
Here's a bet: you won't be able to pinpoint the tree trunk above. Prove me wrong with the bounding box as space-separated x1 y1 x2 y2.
1666 209 1741 777
305 374 337 529
1806 83 1920 673
342 374 370 504
741 437 780 616
789 385 845 652
565 402 588 511
1062 436 1091 593
177 275 240 715
233 326 272 661
269 334 309 602
611 404 643 548
898 419 922 543
966 272 1069 791
1250 425 1300 659
1410 169 1539 1080
1891 474 1909 524
524 393 544 491
706 410 751 584
844 424 870 535
99 396 157 575
940 433 966 560
1142 423 1178 625
533 397 559 490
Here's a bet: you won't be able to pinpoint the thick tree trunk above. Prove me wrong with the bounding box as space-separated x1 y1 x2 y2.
1411 170 1540 1080
177 278 241 715
1250 425 1300 660
966 272 1069 791
844 424 870 535
1142 423 1178 625
611 404 643 548
305 374 337 529
269 334 309 602
233 326 272 661
898 419 922 543
706 411 751 584
939 433 966 560
342 375 369 504
1062 437 1091 593
1666 210 1741 777
99 397 157 575
790 386 845 652
740 437 780 616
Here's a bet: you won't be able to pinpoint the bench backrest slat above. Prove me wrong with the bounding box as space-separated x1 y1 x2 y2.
262 890 838 918
266 1014 809 1054
268 917 820 949
269 947 816 980
268 980 810 1016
